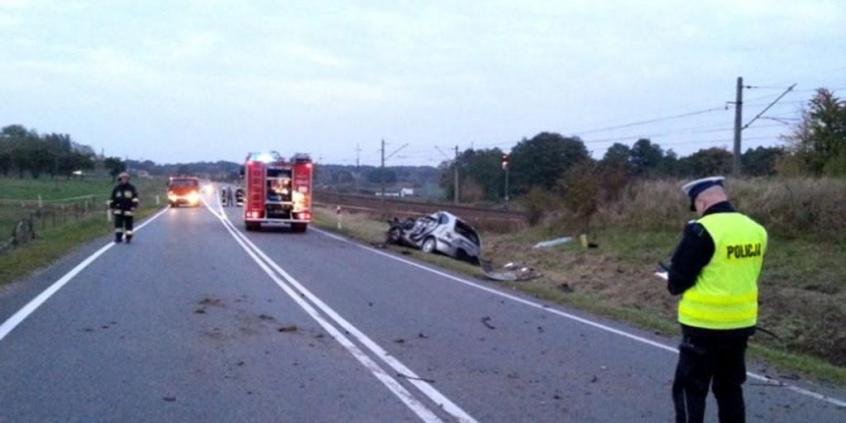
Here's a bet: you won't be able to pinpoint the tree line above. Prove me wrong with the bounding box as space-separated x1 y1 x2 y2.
440 87 845 203
0 125 129 179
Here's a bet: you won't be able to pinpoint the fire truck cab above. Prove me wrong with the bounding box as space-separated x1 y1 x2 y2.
243 151 313 232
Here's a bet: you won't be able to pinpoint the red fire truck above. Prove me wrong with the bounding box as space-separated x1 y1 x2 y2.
242 151 313 232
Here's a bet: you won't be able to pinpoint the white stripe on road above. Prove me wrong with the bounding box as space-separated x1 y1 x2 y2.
0 207 169 342
205 204 445 423
211 207 477 423
206 203 476 423
312 227 846 409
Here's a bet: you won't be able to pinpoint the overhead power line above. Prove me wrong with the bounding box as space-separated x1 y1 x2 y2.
573 106 728 135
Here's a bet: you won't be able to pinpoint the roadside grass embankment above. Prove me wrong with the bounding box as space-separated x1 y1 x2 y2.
0 177 166 286
311 177 846 385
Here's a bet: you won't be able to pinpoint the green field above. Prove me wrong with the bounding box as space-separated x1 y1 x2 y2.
0 177 167 285
312 207 846 385
0 177 165 237
0 177 116 201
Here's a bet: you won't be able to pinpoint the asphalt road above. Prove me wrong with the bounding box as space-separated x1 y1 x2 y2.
0 192 844 422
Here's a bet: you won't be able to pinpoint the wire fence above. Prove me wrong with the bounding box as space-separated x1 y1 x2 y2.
0 191 163 256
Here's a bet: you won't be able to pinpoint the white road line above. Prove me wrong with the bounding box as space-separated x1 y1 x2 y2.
0 207 170 343
313 227 846 409
212 206 478 423
204 201 447 423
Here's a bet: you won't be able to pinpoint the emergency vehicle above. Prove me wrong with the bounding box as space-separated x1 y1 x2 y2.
242 151 313 232
167 176 201 207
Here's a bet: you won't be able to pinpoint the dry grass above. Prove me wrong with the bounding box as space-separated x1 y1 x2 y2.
591 177 846 241
313 204 846 384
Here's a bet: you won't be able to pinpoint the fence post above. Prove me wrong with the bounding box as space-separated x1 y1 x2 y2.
336 206 343 230
38 195 43 208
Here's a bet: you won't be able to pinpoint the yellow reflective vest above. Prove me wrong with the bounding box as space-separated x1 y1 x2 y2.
678 212 768 330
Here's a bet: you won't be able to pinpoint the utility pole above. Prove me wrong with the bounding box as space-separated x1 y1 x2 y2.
453 145 460 204
501 154 510 209
356 143 361 169
378 140 408 210
380 139 386 208
732 76 743 177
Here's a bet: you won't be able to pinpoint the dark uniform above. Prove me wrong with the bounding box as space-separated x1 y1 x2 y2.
668 199 767 423
110 181 139 243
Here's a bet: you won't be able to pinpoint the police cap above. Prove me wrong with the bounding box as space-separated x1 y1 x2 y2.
681 176 725 212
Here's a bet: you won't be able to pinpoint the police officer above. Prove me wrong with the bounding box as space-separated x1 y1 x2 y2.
667 176 767 423
110 171 139 243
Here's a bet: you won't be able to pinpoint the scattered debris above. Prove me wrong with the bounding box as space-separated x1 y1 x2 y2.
779 373 801 381
163 396 177 402
368 302 374 307
481 316 496 330
82 328 94 332
400 250 412 256
194 309 206 314
199 298 223 307
537 326 545 333
590 376 598 383
533 237 572 249
258 314 275 321
394 338 406 344
481 260 542 282
371 242 387 249
557 283 574 293
237 361 245 366
418 332 428 339
396 373 436 384
277 325 298 333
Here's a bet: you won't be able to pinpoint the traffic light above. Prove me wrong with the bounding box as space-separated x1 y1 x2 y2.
501 154 510 170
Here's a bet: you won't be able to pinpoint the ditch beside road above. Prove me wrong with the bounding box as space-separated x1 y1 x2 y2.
312 206 846 386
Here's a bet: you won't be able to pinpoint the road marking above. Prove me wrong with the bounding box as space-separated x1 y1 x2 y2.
313 227 846 409
0 207 169 343
205 201 462 423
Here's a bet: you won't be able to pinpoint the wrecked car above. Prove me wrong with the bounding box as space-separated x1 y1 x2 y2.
387 211 481 264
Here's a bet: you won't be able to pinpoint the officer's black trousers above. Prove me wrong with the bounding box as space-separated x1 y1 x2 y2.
114 213 134 239
673 334 748 423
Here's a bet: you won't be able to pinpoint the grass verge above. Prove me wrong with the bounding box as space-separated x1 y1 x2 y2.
313 207 846 386
0 207 161 286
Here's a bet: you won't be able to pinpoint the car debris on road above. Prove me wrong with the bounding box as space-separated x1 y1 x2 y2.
481 260 542 282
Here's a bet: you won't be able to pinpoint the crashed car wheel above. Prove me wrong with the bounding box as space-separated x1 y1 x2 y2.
422 237 437 254
387 227 402 244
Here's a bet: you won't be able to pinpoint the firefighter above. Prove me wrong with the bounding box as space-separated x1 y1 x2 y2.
220 186 229 207
667 176 767 423
110 171 139 243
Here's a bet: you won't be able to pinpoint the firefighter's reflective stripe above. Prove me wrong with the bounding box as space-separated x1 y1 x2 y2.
678 213 767 330
113 210 122 215
115 228 123 233
125 230 134 235
124 211 134 216
124 190 133 197
132 198 139 203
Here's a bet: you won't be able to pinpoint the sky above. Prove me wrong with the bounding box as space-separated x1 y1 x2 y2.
1 0 844 167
